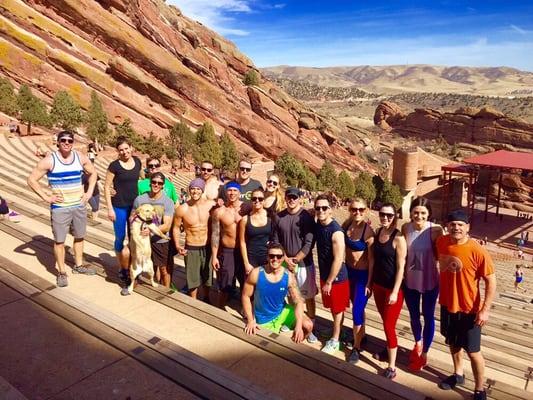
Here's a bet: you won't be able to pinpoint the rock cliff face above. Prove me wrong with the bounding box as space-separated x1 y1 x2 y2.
374 101 533 150
0 0 370 172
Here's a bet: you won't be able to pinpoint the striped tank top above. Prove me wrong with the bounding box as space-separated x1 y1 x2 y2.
47 151 84 209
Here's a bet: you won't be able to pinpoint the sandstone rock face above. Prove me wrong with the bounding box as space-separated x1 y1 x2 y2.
374 101 533 150
0 0 372 173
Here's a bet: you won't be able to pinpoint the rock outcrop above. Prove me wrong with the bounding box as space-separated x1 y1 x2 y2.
374 101 533 150
0 0 371 172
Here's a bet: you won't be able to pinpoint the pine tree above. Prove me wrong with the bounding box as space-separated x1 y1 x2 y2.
50 90 84 130
317 160 337 191
17 84 51 135
115 118 143 150
0 78 18 116
144 131 165 159
275 152 305 187
379 179 404 210
168 121 194 168
193 122 221 167
336 170 355 200
353 171 377 206
86 90 110 144
220 132 239 173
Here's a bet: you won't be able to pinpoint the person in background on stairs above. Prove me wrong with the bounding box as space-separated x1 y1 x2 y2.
436 209 496 400
198 160 222 201
104 136 142 291
87 142 97 163
370 203 406 380
401 197 443 372
342 198 375 364
28 130 97 287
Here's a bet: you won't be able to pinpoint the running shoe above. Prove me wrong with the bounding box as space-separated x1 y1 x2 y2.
348 349 360 364
306 331 318 344
383 367 397 380
473 390 487 400
409 353 427 371
321 338 340 354
409 343 422 363
56 273 68 287
72 265 96 275
280 325 290 333
438 374 465 390
120 287 131 296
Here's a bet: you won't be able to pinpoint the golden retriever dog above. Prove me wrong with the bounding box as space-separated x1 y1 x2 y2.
127 204 168 294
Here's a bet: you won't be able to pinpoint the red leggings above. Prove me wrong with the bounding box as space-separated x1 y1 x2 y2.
373 283 404 349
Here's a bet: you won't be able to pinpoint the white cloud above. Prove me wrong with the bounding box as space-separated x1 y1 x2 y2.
509 24 530 35
168 0 252 36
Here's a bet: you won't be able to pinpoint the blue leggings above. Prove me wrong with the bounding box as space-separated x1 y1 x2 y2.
348 268 369 326
112 206 132 252
404 285 439 353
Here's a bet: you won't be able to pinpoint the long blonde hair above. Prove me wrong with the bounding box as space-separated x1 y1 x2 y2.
271 174 286 212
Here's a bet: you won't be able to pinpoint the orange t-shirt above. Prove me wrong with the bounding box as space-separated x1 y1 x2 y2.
437 235 494 314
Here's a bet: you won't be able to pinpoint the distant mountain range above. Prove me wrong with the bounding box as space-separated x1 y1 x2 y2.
261 65 533 96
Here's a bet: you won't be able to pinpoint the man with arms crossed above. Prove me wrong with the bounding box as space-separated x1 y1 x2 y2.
272 186 318 343
437 209 496 400
173 178 215 299
211 181 244 309
28 130 97 287
314 194 350 354
242 243 313 342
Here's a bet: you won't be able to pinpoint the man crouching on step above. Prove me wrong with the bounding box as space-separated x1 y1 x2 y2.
242 243 313 343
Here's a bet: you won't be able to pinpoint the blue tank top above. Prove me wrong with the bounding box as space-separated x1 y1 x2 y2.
47 151 84 209
345 223 368 251
316 220 348 282
254 267 289 324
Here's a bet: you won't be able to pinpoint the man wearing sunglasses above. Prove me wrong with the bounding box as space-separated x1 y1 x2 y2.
221 159 262 206
271 186 318 343
137 157 178 204
28 130 97 287
314 194 350 354
199 160 222 201
129 172 175 294
242 243 313 342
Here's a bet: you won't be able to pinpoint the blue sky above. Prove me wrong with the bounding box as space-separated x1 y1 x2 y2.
168 1 533 71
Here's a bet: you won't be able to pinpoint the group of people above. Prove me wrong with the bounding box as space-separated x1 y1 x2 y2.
28 131 497 400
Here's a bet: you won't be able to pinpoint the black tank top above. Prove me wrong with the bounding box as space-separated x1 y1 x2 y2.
373 228 399 289
108 157 141 207
245 215 272 267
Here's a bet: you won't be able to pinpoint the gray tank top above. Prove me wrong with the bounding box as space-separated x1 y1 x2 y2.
405 222 438 292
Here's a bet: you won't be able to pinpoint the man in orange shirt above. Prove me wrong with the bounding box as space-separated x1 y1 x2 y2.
436 210 496 400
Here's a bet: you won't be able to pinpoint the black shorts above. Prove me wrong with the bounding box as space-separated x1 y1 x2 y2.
216 247 244 292
151 241 173 270
440 306 481 353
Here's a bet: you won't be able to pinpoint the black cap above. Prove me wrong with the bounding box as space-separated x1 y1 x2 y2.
447 209 469 224
285 187 301 197
57 130 74 140
150 172 166 182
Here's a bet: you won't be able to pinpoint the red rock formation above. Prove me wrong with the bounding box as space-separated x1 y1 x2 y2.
374 101 533 149
0 0 373 173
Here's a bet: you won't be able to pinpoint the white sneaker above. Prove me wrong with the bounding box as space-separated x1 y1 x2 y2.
321 338 340 354
307 332 318 343
280 325 290 333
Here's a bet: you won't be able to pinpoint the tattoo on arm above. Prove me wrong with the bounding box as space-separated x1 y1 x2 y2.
211 215 220 247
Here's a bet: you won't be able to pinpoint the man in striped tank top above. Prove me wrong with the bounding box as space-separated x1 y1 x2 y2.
28 131 97 287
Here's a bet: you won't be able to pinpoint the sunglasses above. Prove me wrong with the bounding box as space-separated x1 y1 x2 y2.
240 167 251 172
151 180 164 186
350 207 366 213
148 164 160 169
286 194 299 200
251 196 264 202
266 179 279 186
59 138 74 144
268 254 284 260
379 212 395 219
315 206 330 212
201 167 213 172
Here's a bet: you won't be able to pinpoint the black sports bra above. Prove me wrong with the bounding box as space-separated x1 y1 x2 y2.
345 223 368 252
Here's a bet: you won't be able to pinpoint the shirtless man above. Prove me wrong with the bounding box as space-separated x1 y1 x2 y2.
173 178 215 299
199 160 222 201
211 181 244 309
